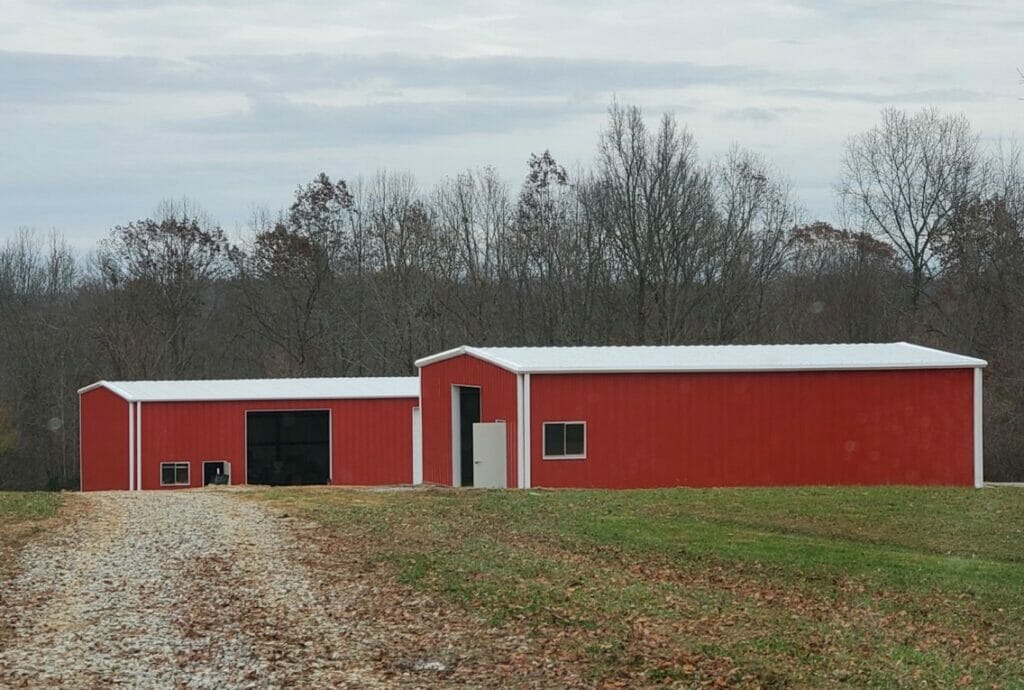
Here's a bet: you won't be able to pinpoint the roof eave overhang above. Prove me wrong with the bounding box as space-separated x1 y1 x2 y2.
128 393 420 403
413 345 987 375
77 380 420 403
77 381 137 401
414 346 524 373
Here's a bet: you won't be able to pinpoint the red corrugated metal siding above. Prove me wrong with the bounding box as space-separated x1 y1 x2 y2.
529 368 975 488
331 398 416 485
79 387 130 491
419 354 518 486
136 397 417 490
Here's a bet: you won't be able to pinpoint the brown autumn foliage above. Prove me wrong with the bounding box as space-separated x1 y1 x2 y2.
0 104 1022 489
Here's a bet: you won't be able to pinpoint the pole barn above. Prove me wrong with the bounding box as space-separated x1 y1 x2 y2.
78 378 420 491
414 343 986 489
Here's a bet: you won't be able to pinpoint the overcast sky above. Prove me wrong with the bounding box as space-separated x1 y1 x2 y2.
1 0 1021 248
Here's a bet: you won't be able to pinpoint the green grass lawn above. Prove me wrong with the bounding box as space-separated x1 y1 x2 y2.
0 492 62 523
260 486 1024 688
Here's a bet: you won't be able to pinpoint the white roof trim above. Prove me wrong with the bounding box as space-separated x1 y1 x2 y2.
414 342 987 375
77 377 420 403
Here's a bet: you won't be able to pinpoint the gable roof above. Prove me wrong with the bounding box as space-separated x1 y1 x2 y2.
414 343 986 374
77 377 419 403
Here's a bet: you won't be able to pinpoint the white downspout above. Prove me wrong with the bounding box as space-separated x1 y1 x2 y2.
516 374 525 489
127 402 135 491
523 374 531 489
136 402 143 491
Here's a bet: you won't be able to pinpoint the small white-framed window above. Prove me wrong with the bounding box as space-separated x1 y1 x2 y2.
160 462 190 487
543 421 586 459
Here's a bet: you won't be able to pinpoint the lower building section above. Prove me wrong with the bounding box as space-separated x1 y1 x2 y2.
79 394 419 490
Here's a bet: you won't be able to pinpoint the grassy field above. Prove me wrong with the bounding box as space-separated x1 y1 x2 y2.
259 486 1024 688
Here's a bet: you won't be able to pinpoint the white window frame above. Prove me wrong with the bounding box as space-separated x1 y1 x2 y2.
159 461 190 487
202 460 230 486
542 421 587 460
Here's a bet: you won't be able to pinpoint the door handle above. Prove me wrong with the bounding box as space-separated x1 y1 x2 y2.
474 460 482 464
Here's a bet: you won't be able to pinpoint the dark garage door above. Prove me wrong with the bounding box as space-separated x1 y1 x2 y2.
246 411 329 485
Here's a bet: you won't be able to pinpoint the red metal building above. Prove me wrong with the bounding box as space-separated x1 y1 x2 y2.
414 343 986 489
79 377 420 491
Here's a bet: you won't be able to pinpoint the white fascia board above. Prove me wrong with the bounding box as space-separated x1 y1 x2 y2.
77 381 136 401
127 393 419 403
414 345 525 373
896 342 988 368
516 363 987 375
413 346 465 368
415 343 987 375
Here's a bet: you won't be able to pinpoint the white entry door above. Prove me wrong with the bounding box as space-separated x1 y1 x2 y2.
472 422 507 488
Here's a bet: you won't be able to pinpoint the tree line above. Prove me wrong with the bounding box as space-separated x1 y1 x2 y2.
2 103 1022 489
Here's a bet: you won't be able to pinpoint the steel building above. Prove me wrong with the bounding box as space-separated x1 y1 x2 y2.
414 343 986 489
78 377 420 491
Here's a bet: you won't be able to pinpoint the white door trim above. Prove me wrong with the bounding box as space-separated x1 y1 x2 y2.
412 406 423 485
450 385 481 487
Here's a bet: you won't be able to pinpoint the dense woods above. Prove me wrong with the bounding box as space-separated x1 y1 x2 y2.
2 103 1022 489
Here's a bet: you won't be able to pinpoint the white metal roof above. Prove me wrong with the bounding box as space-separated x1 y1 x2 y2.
414 342 986 374
78 377 420 403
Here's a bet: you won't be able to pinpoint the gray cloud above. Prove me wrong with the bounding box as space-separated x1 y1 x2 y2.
768 87 993 104
2 0 1021 244
182 95 607 144
0 50 768 105
718 107 789 122
791 0 981 24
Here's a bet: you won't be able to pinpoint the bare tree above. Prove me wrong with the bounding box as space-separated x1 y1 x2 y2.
839 107 982 309
706 147 799 341
362 170 443 370
0 229 82 488
431 167 512 343
593 103 715 343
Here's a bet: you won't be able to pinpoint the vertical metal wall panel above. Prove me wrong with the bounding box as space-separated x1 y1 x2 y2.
134 397 418 490
330 398 416 485
528 368 976 488
419 354 518 486
79 387 130 491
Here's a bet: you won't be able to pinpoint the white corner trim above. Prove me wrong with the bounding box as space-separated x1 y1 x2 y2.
78 392 84 491
128 402 135 491
523 374 531 489
974 367 984 488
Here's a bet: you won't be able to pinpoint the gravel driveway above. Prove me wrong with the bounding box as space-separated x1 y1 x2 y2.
0 490 399 688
